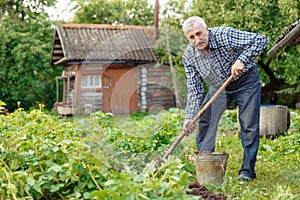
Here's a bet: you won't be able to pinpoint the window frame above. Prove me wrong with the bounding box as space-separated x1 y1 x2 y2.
81 75 101 89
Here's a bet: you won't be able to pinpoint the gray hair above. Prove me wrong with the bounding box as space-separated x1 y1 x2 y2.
182 16 207 32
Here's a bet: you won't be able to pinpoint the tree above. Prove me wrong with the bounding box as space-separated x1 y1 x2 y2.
153 0 189 106
187 0 300 105
0 0 56 20
0 0 61 111
72 0 154 25
156 0 300 107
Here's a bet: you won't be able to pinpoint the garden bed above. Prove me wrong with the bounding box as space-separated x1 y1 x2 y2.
187 182 227 199
0 108 299 199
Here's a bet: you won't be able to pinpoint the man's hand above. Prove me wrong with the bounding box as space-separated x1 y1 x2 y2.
183 119 195 135
231 60 245 77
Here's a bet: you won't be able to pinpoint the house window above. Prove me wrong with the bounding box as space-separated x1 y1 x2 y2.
81 75 101 88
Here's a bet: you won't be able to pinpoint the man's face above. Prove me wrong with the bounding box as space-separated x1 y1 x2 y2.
184 23 209 50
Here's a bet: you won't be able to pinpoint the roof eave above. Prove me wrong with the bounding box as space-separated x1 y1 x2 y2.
54 57 68 66
267 24 300 59
65 59 157 65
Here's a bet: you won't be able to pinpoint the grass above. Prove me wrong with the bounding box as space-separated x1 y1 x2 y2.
212 132 300 199
129 109 300 199
190 109 300 199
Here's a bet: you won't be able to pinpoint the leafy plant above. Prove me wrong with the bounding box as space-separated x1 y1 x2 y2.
0 108 299 199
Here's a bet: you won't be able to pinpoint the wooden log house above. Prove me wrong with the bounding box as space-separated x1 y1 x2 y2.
50 24 176 116
267 19 300 59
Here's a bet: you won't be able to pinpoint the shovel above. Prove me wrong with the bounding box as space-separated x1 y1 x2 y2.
155 75 235 168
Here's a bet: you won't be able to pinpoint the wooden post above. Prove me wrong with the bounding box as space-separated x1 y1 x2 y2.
74 64 81 109
154 0 159 39
165 24 182 108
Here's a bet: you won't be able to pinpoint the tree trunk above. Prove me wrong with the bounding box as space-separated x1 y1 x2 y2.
258 58 286 104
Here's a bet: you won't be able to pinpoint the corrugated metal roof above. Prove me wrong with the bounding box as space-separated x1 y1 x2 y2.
267 19 300 59
51 24 157 66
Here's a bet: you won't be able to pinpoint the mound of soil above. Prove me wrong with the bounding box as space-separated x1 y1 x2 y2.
187 182 227 200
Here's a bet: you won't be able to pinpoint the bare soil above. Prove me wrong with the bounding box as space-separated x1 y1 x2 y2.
187 182 227 200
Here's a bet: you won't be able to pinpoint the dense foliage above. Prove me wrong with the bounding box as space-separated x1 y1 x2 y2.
0 1 299 199
1 0 299 110
187 0 300 104
72 0 154 25
156 0 300 106
0 0 61 111
0 108 299 199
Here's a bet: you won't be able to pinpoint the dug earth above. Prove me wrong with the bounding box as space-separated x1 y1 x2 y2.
187 182 227 200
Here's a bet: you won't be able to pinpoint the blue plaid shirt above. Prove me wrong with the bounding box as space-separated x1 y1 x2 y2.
183 26 269 120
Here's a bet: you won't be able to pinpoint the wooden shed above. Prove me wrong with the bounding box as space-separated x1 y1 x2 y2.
51 24 175 116
267 19 300 59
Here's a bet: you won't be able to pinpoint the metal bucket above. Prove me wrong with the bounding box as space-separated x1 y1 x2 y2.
194 152 229 185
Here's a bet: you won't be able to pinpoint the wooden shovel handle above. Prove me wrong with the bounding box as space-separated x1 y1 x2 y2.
162 75 235 160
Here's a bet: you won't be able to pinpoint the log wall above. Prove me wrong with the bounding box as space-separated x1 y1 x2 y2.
59 63 175 115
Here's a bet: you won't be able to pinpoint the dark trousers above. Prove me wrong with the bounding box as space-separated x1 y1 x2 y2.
196 67 260 179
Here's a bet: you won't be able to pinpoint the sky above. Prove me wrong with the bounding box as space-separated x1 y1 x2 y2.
45 0 77 21
45 0 169 22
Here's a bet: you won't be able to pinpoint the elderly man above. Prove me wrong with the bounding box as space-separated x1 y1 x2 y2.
182 16 268 181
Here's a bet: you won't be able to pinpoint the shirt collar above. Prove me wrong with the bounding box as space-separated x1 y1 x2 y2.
208 28 218 49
